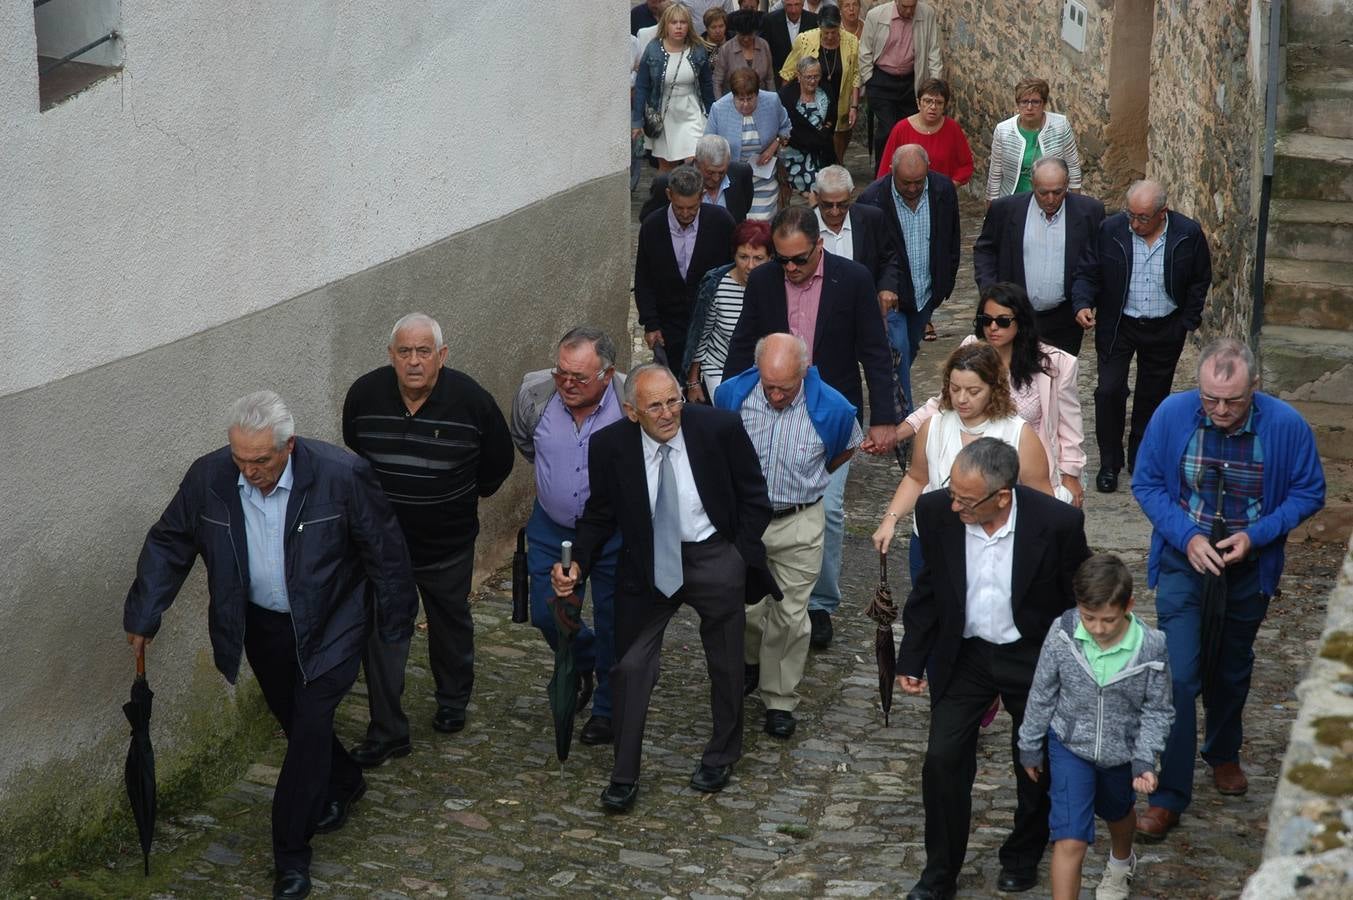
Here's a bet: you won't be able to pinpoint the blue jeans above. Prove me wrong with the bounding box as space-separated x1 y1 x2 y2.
1149 545 1266 813
886 305 935 417
808 460 850 614
526 502 621 719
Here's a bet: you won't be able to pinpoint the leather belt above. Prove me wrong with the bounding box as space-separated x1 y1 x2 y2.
771 497 823 519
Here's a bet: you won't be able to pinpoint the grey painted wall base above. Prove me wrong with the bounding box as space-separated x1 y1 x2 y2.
0 170 631 885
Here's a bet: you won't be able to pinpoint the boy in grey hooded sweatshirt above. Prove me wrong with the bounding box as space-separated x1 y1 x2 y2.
1018 553 1174 900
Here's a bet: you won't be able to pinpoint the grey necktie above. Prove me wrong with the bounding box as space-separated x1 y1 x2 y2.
653 443 684 597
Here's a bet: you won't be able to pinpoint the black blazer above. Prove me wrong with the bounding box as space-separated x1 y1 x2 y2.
722 252 899 426
857 171 961 314
972 192 1106 300
572 405 780 614
844 202 899 292
760 9 819 77
634 202 736 332
898 487 1090 702
639 162 755 224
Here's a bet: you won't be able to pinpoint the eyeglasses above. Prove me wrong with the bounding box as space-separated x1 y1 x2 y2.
818 198 852 210
1124 208 1162 224
918 97 945 108
638 398 685 417
773 249 816 267
945 486 1003 512
975 314 1016 329
394 346 437 360
1016 97 1045 107
551 367 608 387
1200 391 1250 410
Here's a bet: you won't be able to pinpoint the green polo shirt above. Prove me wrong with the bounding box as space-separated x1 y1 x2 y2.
1074 613 1143 686
1016 124 1041 193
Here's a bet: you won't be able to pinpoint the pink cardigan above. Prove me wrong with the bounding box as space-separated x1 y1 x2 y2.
905 336 1085 491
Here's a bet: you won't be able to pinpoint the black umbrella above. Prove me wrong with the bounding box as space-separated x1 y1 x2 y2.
865 552 898 726
123 644 156 876
1200 466 1229 702
511 527 529 624
888 342 911 473
547 541 583 775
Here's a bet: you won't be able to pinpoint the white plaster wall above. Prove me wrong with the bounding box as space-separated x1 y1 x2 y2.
0 0 629 398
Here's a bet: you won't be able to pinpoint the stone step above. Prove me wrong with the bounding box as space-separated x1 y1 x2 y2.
1282 60 1353 139
1263 257 1353 329
1261 324 1353 396
1288 1 1353 47
1273 133 1353 201
1266 199 1353 262
1287 41 1353 70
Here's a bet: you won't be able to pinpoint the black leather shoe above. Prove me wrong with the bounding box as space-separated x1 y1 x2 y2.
996 869 1038 892
578 670 595 710
764 709 797 739
743 663 761 696
905 885 955 900
808 610 833 649
600 780 638 812
348 737 411 768
315 779 366 834
433 706 466 733
689 763 733 793
1095 467 1119 493
273 869 312 899
579 715 613 745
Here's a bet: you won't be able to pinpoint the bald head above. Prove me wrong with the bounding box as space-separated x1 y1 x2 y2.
755 333 809 411
890 144 929 206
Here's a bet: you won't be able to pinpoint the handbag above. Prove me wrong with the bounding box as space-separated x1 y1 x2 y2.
642 48 684 140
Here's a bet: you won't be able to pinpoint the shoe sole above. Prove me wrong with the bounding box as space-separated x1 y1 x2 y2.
315 782 367 834
432 718 466 734
1215 784 1248 796
352 744 412 769
579 731 614 746
1134 825 1172 843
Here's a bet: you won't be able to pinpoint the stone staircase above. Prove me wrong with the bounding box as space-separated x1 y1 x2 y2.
1261 1 1353 460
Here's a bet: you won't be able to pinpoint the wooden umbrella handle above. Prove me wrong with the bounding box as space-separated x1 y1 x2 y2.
136 642 146 678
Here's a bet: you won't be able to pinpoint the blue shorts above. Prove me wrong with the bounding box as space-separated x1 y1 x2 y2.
1046 730 1136 843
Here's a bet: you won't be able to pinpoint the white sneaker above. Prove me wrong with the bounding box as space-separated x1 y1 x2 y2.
1096 854 1136 900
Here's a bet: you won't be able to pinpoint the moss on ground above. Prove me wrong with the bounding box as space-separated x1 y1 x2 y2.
1320 631 1353 667
1286 756 1353 797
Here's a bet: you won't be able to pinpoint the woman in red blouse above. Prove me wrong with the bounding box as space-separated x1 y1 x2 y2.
875 78 974 186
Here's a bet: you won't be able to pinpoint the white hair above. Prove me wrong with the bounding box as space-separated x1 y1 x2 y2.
1127 179 1168 213
227 391 295 450
695 134 732 167
389 312 446 350
815 165 854 195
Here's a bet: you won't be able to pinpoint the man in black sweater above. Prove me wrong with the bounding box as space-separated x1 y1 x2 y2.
342 313 513 766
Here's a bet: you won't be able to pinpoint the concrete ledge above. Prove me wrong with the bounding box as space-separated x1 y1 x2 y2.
1243 536 1353 898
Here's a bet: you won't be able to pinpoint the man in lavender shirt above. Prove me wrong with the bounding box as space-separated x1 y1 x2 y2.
510 327 627 745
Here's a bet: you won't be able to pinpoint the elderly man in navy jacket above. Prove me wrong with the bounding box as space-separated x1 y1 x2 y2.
1072 179 1212 493
124 391 418 900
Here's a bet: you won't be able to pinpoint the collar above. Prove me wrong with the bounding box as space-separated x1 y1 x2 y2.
640 424 688 461
706 174 731 202
667 204 699 235
1074 612 1138 652
964 488 1017 542
816 207 852 235
237 453 295 499
1032 198 1064 224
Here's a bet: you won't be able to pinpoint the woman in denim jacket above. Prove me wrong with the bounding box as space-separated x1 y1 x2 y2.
633 3 716 172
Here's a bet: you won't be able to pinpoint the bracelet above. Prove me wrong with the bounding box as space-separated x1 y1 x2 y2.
686 382 700 388
850 105 859 110
883 511 899 519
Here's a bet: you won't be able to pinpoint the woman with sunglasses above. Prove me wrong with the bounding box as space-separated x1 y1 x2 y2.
899 282 1086 508
683 219 774 402
872 341 1052 585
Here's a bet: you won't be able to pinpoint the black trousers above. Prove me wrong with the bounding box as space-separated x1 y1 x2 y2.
1034 301 1084 358
866 70 917 163
361 543 475 741
657 312 691 383
244 603 365 872
919 637 1049 892
1094 312 1188 472
610 536 746 785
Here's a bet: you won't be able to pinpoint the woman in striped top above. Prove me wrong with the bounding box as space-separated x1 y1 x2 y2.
986 76 1082 203
683 219 774 403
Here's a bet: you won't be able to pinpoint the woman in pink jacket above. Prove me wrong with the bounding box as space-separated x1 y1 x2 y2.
899 282 1086 508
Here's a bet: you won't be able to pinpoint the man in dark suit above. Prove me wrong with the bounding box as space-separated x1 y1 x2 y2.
723 205 899 648
972 156 1105 357
639 135 754 223
898 438 1090 900
857 144 961 417
1071 179 1212 492
552 363 779 814
124 391 419 900
760 0 819 81
635 164 737 381
813 164 899 299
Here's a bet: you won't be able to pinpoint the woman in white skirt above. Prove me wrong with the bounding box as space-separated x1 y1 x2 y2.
633 4 716 171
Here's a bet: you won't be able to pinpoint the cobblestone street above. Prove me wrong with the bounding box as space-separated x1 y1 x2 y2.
31 158 1348 900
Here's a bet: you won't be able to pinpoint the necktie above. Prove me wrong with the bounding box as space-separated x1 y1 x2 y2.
653 443 684 597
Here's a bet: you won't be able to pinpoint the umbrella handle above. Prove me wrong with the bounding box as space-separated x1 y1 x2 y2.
561 541 573 570
879 551 888 588
135 642 145 678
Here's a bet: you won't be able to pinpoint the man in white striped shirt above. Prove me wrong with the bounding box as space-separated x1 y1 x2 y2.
717 333 862 738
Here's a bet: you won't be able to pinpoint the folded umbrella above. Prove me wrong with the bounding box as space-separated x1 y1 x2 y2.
123 644 156 876
547 541 583 775
865 552 899 726
1200 466 1229 702
511 527 529 624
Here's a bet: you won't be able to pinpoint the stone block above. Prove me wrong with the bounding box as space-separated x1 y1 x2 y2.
1267 200 1353 263
1288 0 1353 47
1274 133 1353 202
1263 258 1353 329
1261 324 1353 397
1282 61 1353 140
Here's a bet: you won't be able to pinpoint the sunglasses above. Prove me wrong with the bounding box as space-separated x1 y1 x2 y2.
774 249 815 267
975 314 1016 329
818 199 852 210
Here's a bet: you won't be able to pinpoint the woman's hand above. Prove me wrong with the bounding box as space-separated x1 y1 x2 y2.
757 144 779 167
686 382 707 404
847 107 858 128
871 515 897 553
631 127 644 141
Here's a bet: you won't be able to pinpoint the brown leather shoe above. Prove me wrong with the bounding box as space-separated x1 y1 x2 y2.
1213 761 1249 795
1135 805 1180 842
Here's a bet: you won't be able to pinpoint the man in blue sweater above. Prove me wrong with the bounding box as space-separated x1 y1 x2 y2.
1131 337 1324 841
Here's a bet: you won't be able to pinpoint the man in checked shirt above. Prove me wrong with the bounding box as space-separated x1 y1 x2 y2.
715 332 862 738
1131 337 1324 842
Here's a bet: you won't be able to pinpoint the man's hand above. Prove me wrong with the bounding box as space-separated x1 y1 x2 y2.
1024 764 1042 783
863 424 898 455
1216 531 1253 566
897 675 928 696
1133 771 1158 794
126 633 151 660
1075 308 1096 330
1186 533 1224 576
551 561 581 596
644 329 665 349
1061 473 1084 509
877 290 898 317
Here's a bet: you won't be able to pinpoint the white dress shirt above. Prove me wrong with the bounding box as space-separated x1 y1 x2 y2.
641 427 716 542
816 209 855 261
1022 198 1066 311
962 491 1021 644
